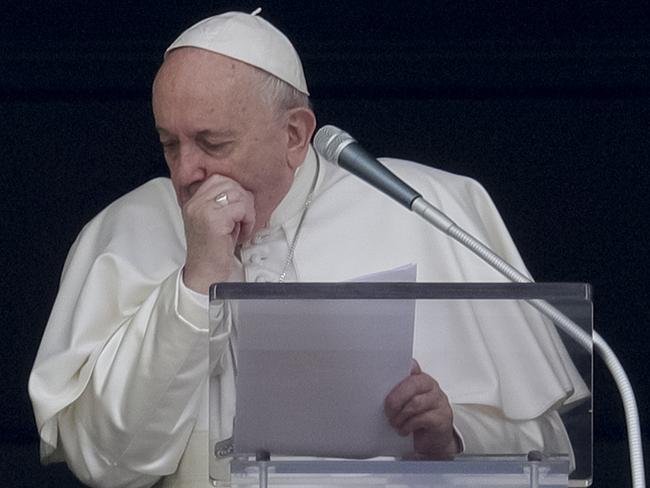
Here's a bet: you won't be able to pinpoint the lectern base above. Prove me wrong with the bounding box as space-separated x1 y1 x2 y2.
212 455 569 487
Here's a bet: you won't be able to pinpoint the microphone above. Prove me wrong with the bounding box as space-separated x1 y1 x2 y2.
314 124 456 233
313 124 646 488
313 125 421 210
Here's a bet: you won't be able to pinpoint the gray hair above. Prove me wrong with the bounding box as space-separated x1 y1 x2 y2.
248 65 312 117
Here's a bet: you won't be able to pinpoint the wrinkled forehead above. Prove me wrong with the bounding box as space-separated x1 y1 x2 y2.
152 48 270 131
153 48 263 108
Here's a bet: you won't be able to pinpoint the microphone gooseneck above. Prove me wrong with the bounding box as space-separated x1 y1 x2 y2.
313 124 646 488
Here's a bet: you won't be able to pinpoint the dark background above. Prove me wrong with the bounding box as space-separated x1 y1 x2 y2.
1 1 649 486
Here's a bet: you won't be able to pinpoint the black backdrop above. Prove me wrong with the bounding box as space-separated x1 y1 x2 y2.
1 1 649 486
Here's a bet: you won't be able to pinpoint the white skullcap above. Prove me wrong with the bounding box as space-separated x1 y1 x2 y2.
165 9 309 95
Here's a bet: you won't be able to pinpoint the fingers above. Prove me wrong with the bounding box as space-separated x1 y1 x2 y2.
395 403 453 437
393 393 430 435
385 363 459 459
385 371 441 420
410 358 421 375
181 175 256 292
189 175 251 214
193 175 247 207
184 174 255 242
387 378 447 430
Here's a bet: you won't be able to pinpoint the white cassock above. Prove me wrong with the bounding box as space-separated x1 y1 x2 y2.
29 147 589 488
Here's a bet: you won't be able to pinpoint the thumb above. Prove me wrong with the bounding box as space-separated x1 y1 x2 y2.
410 358 421 375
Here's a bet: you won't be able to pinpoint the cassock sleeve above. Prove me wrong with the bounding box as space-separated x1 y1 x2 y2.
452 405 575 469
28 179 230 487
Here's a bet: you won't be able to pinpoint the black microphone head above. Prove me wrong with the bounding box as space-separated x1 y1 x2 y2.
313 125 356 164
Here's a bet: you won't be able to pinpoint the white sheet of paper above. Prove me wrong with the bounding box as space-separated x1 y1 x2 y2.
233 264 417 458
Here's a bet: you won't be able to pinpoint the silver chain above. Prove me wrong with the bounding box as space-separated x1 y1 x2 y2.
277 153 320 282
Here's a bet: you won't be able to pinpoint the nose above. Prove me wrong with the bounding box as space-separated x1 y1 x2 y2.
170 143 207 187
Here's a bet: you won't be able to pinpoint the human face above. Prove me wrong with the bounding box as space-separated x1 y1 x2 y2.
152 48 296 231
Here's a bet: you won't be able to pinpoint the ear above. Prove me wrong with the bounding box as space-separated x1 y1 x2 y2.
285 107 317 170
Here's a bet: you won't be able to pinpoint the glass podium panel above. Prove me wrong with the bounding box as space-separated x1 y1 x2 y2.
209 283 593 488
228 456 570 487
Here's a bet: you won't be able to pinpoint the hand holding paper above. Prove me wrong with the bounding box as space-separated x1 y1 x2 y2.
385 359 460 459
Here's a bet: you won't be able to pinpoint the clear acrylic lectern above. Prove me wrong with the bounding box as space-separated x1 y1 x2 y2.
209 282 593 487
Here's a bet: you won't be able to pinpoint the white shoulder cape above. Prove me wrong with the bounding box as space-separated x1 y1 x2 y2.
292 156 589 419
29 155 589 464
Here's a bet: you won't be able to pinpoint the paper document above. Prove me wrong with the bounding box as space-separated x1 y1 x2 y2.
233 264 417 458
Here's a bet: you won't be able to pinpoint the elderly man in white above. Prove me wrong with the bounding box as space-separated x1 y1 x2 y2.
29 10 587 488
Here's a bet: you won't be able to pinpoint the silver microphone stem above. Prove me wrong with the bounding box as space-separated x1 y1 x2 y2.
315 123 645 486
412 195 645 488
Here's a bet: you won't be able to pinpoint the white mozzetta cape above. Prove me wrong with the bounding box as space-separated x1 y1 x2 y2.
29 150 588 487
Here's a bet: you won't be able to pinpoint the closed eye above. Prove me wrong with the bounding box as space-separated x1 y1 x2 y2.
198 138 234 157
160 140 179 152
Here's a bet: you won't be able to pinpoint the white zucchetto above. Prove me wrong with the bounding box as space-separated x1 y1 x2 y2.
165 9 309 95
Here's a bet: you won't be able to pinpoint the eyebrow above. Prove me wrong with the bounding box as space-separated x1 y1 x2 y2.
196 129 236 139
154 127 236 139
